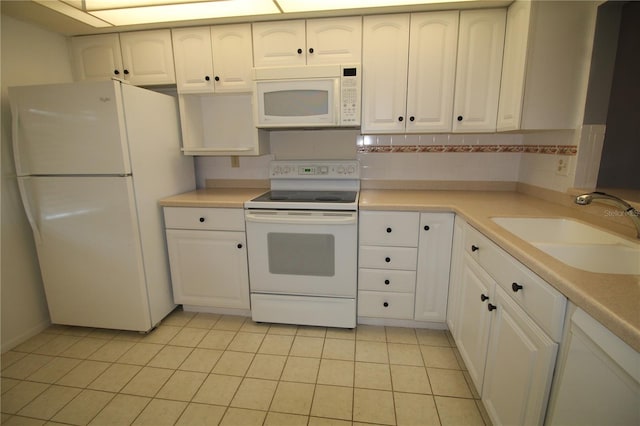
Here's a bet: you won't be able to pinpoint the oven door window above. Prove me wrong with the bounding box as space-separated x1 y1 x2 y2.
267 233 335 277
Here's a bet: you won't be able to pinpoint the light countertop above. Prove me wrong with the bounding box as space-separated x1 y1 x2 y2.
160 188 640 351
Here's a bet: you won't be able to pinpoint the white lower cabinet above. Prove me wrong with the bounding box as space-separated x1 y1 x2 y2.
164 207 250 310
357 210 453 324
452 218 565 425
546 305 640 426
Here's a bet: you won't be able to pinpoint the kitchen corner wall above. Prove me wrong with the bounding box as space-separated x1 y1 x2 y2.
1 14 74 351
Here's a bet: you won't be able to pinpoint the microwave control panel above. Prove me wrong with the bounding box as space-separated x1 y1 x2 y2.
340 66 361 126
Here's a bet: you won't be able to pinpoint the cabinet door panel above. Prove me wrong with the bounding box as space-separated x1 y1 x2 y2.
71 34 123 81
406 11 459 133
414 213 454 322
453 9 506 132
362 14 410 133
482 287 557 426
211 24 253 92
497 0 531 131
455 254 494 394
306 16 362 65
120 30 176 85
253 20 306 67
166 229 249 309
172 27 215 93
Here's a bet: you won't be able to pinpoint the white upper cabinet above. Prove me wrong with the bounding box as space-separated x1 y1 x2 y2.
172 27 214 93
406 11 459 133
362 14 410 133
498 0 597 131
210 24 254 92
362 11 460 133
71 34 124 82
119 30 176 85
305 17 362 65
253 17 362 67
452 9 506 133
72 30 175 85
172 24 253 94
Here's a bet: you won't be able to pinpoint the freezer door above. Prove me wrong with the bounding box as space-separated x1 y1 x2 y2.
18 176 154 331
10 80 131 176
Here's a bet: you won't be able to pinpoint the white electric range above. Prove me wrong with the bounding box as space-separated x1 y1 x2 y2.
244 160 360 328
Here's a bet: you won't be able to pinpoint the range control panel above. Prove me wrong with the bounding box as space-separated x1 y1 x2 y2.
270 161 360 179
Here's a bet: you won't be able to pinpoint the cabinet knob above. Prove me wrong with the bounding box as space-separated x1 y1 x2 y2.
384 279 390 285
488 303 497 312
386 227 392 233
385 257 391 263
383 302 389 307
409 116 415 122
512 282 524 292
309 47 314 54
199 217 205 223
471 245 479 252
114 70 120 75
480 294 489 302
123 69 130 75
205 76 210 81
457 115 463 121
297 48 303 54
237 243 243 249
424 225 430 231
398 116 404 122
214 76 220 81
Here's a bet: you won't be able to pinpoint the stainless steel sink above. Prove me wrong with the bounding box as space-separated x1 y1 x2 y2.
492 217 640 275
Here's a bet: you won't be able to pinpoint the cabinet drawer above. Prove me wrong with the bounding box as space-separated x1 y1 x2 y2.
359 246 418 270
359 211 420 246
164 207 245 231
359 268 416 293
463 223 566 341
358 291 415 319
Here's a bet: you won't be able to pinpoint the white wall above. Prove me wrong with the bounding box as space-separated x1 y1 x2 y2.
1 14 74 351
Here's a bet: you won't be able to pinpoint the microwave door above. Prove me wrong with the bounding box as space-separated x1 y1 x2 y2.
256 79 338 127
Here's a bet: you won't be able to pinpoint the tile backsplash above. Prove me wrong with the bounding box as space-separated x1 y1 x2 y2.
196 129 583 192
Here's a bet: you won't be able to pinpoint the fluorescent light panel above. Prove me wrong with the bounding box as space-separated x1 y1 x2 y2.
277 0 470 13
89 0 280 25
35 0 113 27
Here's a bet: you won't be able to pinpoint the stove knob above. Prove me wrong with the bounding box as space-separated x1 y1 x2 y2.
274 166 281 175
347 165 356 175
337 166 345 174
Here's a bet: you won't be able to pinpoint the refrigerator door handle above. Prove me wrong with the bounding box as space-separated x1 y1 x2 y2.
11 100 25 176
17 178 42 244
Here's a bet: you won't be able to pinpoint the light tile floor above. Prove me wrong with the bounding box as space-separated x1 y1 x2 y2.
1 310 492 425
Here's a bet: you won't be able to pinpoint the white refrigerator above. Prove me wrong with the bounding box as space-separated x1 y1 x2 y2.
10 80 195 332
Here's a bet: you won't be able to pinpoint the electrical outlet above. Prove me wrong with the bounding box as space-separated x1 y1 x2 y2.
555 156 569 176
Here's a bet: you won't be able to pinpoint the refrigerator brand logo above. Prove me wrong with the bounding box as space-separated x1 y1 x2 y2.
99 97 111 103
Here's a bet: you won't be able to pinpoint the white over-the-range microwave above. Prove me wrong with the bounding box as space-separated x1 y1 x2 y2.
253 64 360 129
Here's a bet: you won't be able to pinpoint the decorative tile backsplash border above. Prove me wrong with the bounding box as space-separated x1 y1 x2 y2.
357 144 578 155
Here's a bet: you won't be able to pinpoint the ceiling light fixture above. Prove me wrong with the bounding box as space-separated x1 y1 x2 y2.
276 0 471 13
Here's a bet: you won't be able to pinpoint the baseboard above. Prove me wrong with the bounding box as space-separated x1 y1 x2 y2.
1 319 51 354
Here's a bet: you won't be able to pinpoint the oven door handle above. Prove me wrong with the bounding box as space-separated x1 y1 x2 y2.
245 211 357 225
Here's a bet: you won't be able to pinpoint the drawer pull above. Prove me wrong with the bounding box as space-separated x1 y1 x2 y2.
488 303 497 312
471 245 479 252
480 294 489 302
383 302 389 307
386 227 392 233
237 243 243 249
384 279 390 285
199 217 206 223
385 257 391 263
512 282 523 292
424 225 430 231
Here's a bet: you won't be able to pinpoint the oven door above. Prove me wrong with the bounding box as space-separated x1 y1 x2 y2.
245 209 357 298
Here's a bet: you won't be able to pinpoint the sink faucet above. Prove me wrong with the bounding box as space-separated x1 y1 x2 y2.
575 191 640 238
